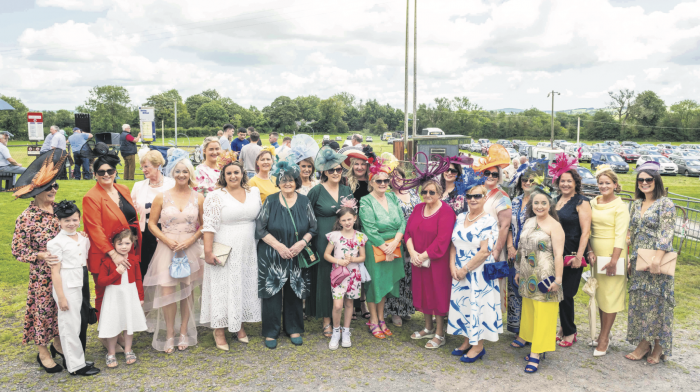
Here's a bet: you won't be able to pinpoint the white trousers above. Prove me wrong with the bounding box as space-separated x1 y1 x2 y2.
52 268 85 373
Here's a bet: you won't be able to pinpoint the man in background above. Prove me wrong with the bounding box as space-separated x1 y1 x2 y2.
240 131 262 178
230 128 249 153
68 127 93 179
217 130 224 138
276 136 292 160
269 132 279 148
40 125 67 153
0 132 26 180
120 123 141 180
219 123 234 151
351 134 363 147
246 126 262 146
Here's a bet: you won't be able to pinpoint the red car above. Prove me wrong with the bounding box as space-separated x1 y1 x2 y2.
617 149 640 163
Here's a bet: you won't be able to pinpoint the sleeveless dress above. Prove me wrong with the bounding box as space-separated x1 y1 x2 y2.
142 190 205 351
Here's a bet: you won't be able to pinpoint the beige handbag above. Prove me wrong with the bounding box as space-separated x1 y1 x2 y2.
636 249 677 276
199 242 232 266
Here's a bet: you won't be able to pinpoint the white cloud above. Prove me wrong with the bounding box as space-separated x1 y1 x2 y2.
565 89 574 97
526 88 540 94
608 76 636 91
660 83 682 95
306 52 332 65
644 67 669 81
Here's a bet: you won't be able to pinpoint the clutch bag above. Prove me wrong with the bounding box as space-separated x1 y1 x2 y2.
482 261 510 281
595 256 624 276
330 265 351 286
199 242 232 266
373 240 401 263
421 258 431 268
636 249 677 276
564 254 588 268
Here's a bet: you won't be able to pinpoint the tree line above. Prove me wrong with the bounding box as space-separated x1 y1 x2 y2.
1 87 698 142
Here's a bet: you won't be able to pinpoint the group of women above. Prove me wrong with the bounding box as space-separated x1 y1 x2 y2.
11 138 677 376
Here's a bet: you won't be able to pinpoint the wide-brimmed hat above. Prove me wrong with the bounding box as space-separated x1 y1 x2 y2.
11 149 68 199
342 145 376 169
473 144 511 172
315 145 346 172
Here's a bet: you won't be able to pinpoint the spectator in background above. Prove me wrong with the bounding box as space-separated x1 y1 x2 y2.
230 128 249 153
0 131 26 177
240 132 263 178
219 124 234 151
352 134 363 147
247 127 262 146
520 156 528 165
276 137 292 160
217 130 223 138
40 126 67 153
119 124 141 181
329 141 340 152
269 133 280 148
68 128 93 180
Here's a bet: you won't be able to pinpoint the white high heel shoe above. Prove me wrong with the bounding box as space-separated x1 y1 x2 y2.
593 334 612 357
590 331 612 347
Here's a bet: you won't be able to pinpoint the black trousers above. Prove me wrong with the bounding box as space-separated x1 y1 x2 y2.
558 266 583 336
140 223 159 279
79 266 90 351
262 280 304 339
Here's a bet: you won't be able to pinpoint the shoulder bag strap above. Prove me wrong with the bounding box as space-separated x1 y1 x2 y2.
281 194 300 242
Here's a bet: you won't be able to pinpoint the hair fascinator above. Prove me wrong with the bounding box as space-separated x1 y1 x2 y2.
290 134 320 164
55 200 80 219
315 145 346 172
272 157 301 186
449 154 474 167
342 145 376 169
261 146 276 157
461 168 487 190
473 144 510 172
509 159 547 187
548 150 579 182
11 149 68 199
336 195 358 213
368 153 399 181
635 160 660 173
392 152 450 192
216 150 238 171
81 141 120 169
594 164 614 177
164 148 190 178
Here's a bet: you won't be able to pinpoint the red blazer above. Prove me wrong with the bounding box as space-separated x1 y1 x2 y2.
97 256 144 301
83 183 142 274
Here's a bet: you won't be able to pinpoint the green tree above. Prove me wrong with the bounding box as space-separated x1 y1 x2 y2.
293 95 321 122
657 115 685 142
669 99 699 139
0 95 29 135
629 90 666 137
76 85 133 133
369 118 388 136
195 101 229 128
587 110 620 140
263 96 300 133
185 94 211 118
200 89 221 101
317 97 346 133
144 89 190 128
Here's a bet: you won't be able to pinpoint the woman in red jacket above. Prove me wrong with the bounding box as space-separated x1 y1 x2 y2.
82 143 142 350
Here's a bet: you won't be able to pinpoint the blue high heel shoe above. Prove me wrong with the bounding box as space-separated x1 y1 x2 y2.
460 348 486 363
525 355 542 374
451 346 470 356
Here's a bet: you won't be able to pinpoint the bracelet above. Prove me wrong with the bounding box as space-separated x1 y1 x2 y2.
587 250 594 255
302 238 308 245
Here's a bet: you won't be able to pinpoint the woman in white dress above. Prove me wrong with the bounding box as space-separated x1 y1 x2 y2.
194 137 222 197
202 160 262 351
131 150 175 277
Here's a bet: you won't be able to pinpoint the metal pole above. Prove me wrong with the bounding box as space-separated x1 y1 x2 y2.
403 0 409 151
174 101 178 147
412 0 417 139
162 119 164 146
577 117 580 145
547 90 559 149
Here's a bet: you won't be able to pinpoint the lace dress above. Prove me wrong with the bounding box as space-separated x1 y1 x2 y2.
200 188 263 331
142 190 205 351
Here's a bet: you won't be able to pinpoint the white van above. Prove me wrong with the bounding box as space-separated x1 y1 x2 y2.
323 135 330 142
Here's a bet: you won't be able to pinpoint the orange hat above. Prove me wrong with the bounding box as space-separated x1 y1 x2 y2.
473 144 510 172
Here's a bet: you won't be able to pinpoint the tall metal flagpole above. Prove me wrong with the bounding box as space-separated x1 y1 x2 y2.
403 0 409 150
412 0 417 138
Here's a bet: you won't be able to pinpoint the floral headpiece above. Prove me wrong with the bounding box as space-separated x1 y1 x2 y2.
635 161 660 173
509 159 547 190
473 144 511 172
315 145 346 172
461 168 487 190
594 164 614 177
54 200 80 219
336 195 358 213
271 157 301 186
261 146 276 157
548 149 581 182
392 152 450 192
164 148 190 178
289 134 320 164
368 153 400 181
216 150 238 171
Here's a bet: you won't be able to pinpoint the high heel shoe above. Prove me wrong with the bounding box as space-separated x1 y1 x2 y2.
236 332 249 344
460 348 486 363
558 332 578 347
593 337 610 357
214 331 229 351
590 331 612 347
37 353 63 374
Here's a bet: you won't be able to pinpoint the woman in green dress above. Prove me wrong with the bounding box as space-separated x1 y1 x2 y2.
307 146 355 338
359 162 406 339
255 159 318 349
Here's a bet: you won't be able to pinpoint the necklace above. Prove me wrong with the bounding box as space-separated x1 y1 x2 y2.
467 210 485 222
149 176 163 187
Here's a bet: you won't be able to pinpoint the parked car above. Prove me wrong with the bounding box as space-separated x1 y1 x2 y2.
343 139 352 147
660 149 674 158
347 135 353 140
553 139 567 149
536 142 550 148
672 157 700 177
335 136 342 141
604 140 621 147
657 143 672 149
679 144 700 150
576 166 599 194
459 143 470 150
519 144 532 156
635 148 651 156
479 138 490 146
671 150 700 159
637 155 677 175
616 148 641 163
387 138 395 144
323 135 330 142
506 148 519 160
469 142 481 152
502 142 513 149
366 136 373 142
640 144 654 148
591 152 629 174
565 144 592 162
622 141 640 148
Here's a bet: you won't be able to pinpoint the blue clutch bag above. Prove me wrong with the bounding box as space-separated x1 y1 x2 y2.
170 254 191 279
482 261 510 281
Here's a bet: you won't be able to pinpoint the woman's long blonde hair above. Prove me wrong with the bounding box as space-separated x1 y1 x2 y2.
346 157 368 192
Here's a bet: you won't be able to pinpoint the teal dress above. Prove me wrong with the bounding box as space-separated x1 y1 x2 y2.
306 183 355 319
360 192 406 304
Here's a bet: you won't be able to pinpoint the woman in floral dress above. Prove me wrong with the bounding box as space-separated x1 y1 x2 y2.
194 137 222 197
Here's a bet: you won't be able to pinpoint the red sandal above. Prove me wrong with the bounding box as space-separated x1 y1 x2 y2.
378 321 393 337
368 323 386 339
557 333 577 347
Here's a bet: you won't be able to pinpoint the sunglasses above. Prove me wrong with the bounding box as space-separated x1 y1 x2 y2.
521 178 534 184
326 167 343 175
96 169 116 177
465 194 484 200
446 168 459 175
483 170 499 178
374 179 391 185
421 190 437 196
637 177 654 184
49 183 59 191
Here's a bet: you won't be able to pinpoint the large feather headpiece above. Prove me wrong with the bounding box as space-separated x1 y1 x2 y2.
163 148 190 178
392 152 450 192
289 134 320 164
12 150 68 199
461 168 487 190
548 148 581 182
473 144 511 172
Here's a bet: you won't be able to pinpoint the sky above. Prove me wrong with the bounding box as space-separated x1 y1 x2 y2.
0 0 699 112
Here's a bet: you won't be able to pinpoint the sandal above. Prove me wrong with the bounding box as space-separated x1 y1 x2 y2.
391 315 402 327
524 356 542 374
378 321 393 337
524 352 545 361
323 324 333 338
105 354 118 368
164 337 175 354
647 353 666 365
411 328 436 340
558 332 577 347
425 335 445 349
625 343 651 361
511 338 529 348
360 300 370 319
125 351 137 365
368 323 386 339
178 334 188 351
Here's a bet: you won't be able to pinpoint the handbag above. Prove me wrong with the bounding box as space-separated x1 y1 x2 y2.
282 195 319 268
330 265 351 286
595 256 624 276
170 254 191 279
564 253 588 268
421 258 431 268
81 302 98 325
372 240 402 263
359 263 371 283
199 242 232 266
636 249 677 276
537 275 556 293
482 261 510 281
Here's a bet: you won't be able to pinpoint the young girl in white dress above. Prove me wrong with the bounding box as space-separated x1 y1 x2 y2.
97 229 147 368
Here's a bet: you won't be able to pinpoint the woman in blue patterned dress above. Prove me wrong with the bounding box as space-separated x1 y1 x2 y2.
447 185 502 363
625 162 676 364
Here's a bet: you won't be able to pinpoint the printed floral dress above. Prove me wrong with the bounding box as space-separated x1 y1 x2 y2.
325 230 368 300
194 163 220 198
443 188 466 215
627 197 676 356
507 193 528 333
11 202 61 346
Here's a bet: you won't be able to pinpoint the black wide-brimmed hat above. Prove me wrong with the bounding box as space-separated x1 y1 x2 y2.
11 149 68 199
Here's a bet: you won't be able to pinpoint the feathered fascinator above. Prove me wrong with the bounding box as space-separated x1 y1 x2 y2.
392 152 450 192
54 200 80 219
11 149 68 199
261 146 276 157
342 145 377 169
461 168 487 190
290 134 320 164
473 144 511 172
635 161 660 173
164 148 190 178
271 157 301 186
216 150 238 171
368 153 400 181
315 145 346 172
336 195 358 213
594 164 614 177
548 149 581 182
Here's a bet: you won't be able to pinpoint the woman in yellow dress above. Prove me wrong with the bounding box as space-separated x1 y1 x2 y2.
585 166 629 357
248 148 279 203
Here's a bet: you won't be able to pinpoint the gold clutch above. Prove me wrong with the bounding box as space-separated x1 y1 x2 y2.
200 242 232 266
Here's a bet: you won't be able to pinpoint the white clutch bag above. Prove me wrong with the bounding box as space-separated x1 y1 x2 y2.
595 256 624 276
421 258 431 268
199 242 232 266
